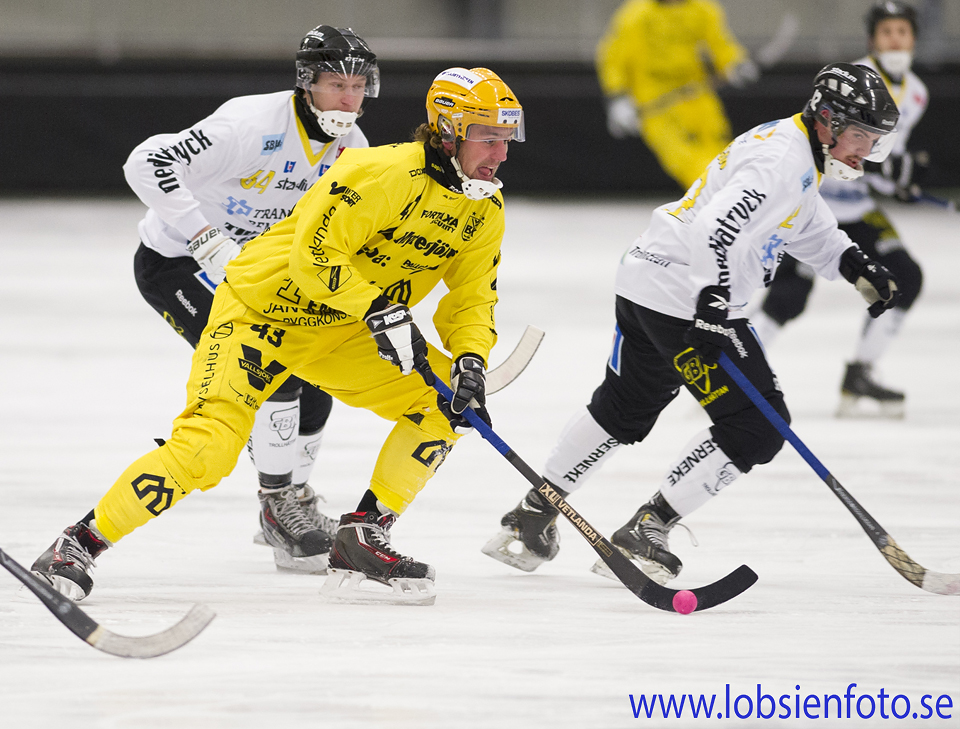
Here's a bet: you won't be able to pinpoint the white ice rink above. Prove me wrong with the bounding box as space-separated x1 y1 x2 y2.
1 196 958 728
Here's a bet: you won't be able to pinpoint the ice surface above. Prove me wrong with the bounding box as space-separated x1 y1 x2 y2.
0 197 957 728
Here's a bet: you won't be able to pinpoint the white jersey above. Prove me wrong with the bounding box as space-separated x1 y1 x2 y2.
820 56 928 224
616 114 853 320
124 90 369 258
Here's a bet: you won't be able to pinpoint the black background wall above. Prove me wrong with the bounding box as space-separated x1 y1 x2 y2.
2 58 957 195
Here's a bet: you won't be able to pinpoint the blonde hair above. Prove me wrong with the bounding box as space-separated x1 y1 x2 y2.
412 122 444 149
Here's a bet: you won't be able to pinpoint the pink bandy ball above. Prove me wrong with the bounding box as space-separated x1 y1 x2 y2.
672 589 698 615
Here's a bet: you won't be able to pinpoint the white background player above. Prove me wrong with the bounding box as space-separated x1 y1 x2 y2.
125 25 379 574
485 63 901 584
752 1 927 418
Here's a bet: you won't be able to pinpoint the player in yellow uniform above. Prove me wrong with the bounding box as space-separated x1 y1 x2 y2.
597 0 757 189
31 67 524 606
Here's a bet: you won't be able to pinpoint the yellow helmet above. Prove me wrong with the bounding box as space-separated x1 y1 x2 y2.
426 67 525 144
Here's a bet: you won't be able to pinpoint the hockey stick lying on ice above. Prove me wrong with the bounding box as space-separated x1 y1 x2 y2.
0 547 216 657
718 352 960 596
485 325 544 395
431 379 758 612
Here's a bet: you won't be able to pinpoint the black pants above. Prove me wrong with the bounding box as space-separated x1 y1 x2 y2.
133 243 332 432
762 210 923 326
588 297 789 474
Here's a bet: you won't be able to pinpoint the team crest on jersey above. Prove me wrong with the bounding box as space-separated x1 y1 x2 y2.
261 134 285 154
674 348 718 396
131 474 175 516
239 345 288 391
461 212 485 241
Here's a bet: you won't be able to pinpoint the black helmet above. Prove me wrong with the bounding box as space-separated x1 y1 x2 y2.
805 63 899 139
295 26 380 99
865 1 918 38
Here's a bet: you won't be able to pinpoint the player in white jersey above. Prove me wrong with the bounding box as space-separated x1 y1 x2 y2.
126 25 379 573
483 63 901 584
752 2 926 418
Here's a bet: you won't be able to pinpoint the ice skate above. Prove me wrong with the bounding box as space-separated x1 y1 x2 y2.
320 511 436 606
258 485 333 574
482 487 560 572
837 362 905 419
591 501 683 586
31 523 110 602
254 484 338 573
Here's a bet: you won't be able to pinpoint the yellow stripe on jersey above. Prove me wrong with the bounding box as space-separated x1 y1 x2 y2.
293 96 334 167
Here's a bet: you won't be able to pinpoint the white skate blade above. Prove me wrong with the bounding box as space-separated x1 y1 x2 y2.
319 568 436 606
272 548 329 575
252 530 268 547
481 530 547 573
589 548 675 586
21 572 86 603
836 393 905 419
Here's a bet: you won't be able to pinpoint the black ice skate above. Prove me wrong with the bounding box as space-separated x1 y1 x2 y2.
31 522 110 602
837 362 905 419
591 499 683 586
258 485 333 574
320 511 436 606
482 487 560 572
254 484 338 573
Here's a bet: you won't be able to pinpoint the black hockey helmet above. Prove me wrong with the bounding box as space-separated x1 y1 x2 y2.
804 62 899 162
865 1 918 38
295 25 380 100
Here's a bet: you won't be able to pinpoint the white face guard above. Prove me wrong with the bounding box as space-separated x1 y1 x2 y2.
450 155 504 200
311 109 358 138
823 147 865 181
876 50 913 78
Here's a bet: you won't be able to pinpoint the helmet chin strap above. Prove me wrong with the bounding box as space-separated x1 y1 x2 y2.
823 143 864 181
309 102 358 138
450 154 503 200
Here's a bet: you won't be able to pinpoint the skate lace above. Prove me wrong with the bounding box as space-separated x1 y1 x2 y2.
272 488 316 537
636 514 698 549
342 516 403 559
57 532 98 572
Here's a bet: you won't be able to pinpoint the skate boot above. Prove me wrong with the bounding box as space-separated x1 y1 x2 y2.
31 522 110 602
258 485 333 574
837 363 905 419
482 487 560 572
591 496 683 585
254 485 338 574
321 511 436 606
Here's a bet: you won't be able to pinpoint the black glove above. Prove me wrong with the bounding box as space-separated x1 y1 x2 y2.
838 246 900 318
684 285 733 365
438 354 490 435
365 302 434 385
870 151 929 203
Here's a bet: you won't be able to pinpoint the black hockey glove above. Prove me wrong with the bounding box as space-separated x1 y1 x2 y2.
881 151 929 203
839 246 900 318
684 285 734 365
365 302 434 385
437 354 491 435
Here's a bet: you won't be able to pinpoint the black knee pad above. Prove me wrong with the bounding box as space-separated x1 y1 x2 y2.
883 250 923 310
298 383 334 435
762 256 815 325
711 396 790 472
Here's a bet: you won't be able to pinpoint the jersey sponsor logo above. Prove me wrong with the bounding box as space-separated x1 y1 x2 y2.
434 96 456 108
436 68 483 89
274 177 310 192
394 230 459 259
412 440 452 468
421 209 459 232
131 473 175 516
252 207 293 221
497 108 522 125
665 438 719 487
261 134 285 154
400 260 439 275
360 244 392 267
148 129 214 192
210 322 234 339
322 265 352 293
318 164 331 177
461 212 484 241
328 180 361 206
224 196 253 217
626 245 671 268
408 167 425 178
284 161 296 173
801 167 815 192
238 344 287 391
707 188 767 289
383 279 413 305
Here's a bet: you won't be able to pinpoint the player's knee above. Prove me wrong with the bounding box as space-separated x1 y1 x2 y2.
894 256 923 309
713 398 790 472
162 418 246 490
588 387 656 445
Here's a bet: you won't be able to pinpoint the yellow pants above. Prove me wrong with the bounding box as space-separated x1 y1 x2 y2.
94 284 459 544
642 90 732 190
